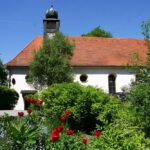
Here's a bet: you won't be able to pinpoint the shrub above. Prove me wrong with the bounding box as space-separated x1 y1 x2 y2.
90 102 150 149
0 112 47 150
126 83 150 137
1 92 150 149
0 86 18 110
0 109 95 150
0 114 15 150
30 82 120 133
8 117 43 149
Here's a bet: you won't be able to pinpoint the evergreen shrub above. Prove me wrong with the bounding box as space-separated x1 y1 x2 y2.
0 86 18 110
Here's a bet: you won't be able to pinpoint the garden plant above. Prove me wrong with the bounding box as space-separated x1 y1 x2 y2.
0 83 150 149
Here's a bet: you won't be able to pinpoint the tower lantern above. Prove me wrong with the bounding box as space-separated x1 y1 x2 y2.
43 5 60 38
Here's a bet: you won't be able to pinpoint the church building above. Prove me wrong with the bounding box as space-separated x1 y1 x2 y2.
6 6 147 110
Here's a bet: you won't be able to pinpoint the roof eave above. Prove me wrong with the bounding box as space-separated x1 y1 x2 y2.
6 65 29 69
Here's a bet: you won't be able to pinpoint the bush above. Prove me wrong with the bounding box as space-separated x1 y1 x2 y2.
126 83 150 137
0 112 46 150
0 114 15 150
0 109 95 150
90 102 150 150
1 85 150 149
0 86 19 110
30 82 119 133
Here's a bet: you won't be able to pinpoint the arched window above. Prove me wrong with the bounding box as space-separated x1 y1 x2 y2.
108 74 116 94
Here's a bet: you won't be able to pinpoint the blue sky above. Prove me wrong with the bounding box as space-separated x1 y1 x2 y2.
0 0 150 63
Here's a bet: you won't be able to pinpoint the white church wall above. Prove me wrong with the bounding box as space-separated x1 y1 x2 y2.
73 67 135 93
10 68 34 110
9 67 135 110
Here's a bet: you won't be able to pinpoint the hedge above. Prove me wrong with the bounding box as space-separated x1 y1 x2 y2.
0 86 19 110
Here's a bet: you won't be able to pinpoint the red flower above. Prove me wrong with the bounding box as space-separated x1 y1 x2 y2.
51 133 60 142
94 130 102 137
33 99 38 104
29 98 34 103
65 111 71 116
66 129 74 135
39 100 43 105
27 109 32 114
18 112 24 117
57 125 64 132
53 128 59 134
25 98 32 102
82 138 87 144
60 116 66 121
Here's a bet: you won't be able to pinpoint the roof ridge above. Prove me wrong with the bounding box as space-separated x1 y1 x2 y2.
67 36 145 41
35 35 144 41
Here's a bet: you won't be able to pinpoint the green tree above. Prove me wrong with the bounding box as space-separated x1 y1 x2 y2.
0 59 7 85
131 20 150 83
82 26 113 37
28 32 74 89
141 20 150 66
126 20 150 137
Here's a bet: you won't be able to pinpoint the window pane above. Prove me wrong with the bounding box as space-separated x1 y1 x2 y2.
108 74 116 94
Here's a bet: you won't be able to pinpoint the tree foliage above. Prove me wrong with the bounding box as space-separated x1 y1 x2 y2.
0 59 7 85
125 20 150 137
82 26 113 38
28 32 74 89
141 20 150 66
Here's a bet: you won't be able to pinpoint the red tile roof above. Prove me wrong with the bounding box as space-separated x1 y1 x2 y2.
7 36 148 67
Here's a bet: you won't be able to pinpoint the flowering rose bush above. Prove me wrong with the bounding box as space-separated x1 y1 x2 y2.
0 100 103 150
25 98 43 104
24 97 43 111
46 111 99 150
33 83 121 133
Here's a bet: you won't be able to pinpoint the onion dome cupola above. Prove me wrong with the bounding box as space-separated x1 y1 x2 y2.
46 6 58 19
43 5 60 38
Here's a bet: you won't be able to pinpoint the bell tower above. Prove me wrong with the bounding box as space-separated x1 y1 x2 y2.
43 5 60 38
